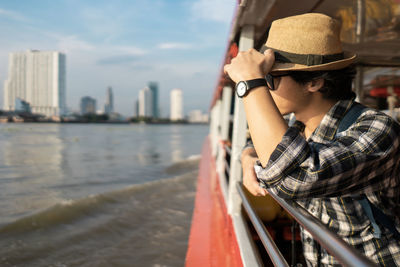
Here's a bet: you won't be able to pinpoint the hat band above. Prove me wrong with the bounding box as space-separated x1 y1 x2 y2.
272 49 344 66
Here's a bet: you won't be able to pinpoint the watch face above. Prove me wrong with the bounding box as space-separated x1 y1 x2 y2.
236 82 247 97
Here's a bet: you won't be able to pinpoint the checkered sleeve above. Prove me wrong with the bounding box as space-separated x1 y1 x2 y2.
255 111 400 199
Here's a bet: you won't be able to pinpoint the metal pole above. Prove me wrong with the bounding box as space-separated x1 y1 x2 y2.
211 100 222 156
228 24 254 215
267 189 376 267
217 86 233 201
237 184 289 267
355 0 366 103
228 24 263 267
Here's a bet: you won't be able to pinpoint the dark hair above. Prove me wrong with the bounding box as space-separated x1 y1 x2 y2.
288 67 356 101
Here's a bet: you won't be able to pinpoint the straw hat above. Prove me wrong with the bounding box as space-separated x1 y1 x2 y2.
264 13 356 72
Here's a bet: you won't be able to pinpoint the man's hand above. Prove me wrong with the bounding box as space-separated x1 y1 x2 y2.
241 147 268 196
224 49 275 83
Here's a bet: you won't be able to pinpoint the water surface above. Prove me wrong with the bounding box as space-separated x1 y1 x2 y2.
0 123 208 267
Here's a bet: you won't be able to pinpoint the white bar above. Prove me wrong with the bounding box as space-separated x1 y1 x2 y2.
210 100 222 156
217 86 233 201
220 86 233 141
228 24 254 215
232 213 263 267
227 24 261 267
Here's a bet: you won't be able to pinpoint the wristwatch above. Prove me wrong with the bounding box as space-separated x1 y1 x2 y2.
235 78 268 98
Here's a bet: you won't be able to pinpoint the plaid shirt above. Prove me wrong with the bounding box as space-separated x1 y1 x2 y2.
253 99 400 266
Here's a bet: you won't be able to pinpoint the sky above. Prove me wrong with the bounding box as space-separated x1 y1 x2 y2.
0 0 236 117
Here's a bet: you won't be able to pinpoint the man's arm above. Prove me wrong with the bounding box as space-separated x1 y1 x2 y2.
224 49 288 167
255 112 400 199
241 146 267 196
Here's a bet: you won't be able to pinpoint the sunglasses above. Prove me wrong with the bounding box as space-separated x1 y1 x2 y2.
265 73 291 91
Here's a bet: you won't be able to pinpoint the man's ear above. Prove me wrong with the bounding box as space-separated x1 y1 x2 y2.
307 78 324 93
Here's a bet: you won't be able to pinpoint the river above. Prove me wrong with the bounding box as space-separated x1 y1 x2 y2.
0 123 208 267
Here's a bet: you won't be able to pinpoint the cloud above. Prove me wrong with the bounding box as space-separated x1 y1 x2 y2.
191 0 235 24
157 42 193 50
114 45 147 55
96 55 139 65
0 8 29 22
129 64 154 71
95 45 148 65
55 35 96 52
78 6 124 38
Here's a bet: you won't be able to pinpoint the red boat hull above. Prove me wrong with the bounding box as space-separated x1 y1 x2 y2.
185 137 243 267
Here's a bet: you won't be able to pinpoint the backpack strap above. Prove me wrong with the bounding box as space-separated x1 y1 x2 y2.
337 103 400 239
355 196 382 238
370 201 400 239
337 102 365 133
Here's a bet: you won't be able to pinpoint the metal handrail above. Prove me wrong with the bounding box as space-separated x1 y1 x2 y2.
225 159 230 175
224 144 232 156
237 184 289 267
224 144 232 176
265 189 376 267
237 179 375 267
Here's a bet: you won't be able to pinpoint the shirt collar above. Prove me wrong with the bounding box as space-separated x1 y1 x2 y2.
291 99 355 142
310 99 355 142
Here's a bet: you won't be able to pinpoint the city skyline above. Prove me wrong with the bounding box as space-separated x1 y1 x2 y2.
0 1 236 116
77 82 202 119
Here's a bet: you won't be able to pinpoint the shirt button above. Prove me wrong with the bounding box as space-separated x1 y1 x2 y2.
306 237 312 244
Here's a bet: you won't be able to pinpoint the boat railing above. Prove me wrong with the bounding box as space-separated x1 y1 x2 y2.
224 143 231 156
224 144 232 175
236 182 376 267
237 183 289 267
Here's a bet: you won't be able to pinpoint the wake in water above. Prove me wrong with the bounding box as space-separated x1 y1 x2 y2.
0 157 200 267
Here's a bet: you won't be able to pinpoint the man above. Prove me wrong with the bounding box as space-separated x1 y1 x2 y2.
224 13 400 266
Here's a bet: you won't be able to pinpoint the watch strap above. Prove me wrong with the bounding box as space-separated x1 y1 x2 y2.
245 78 267 89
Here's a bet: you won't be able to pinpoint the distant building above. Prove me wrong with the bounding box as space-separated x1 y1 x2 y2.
170 88 183 121
134 99 139 117
80 96 97 115
15 97 31 113
202 113 209 123
148 82 159 118
139 87 153 117
188 109 208 123
104 86 114 114
3 50 66 117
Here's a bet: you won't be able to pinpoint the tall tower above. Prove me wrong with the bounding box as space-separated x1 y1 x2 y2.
170 88 183 121
148 82 159 118
134 99 139 117
3 50 66 117
139 86 153 117
104 86 114 114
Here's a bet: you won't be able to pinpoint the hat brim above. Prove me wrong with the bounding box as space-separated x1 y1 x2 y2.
271 52 356 73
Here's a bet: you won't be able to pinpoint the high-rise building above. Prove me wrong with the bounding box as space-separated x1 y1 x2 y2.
139 86 153 117
170 88 183 121
3 50 66 117
104 86 114 114
80 96 96 115
134 99 139 117
148 82 159 118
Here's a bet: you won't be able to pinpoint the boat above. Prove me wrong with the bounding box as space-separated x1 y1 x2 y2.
11 115 24 123
186 0 400 266
0 116 10 123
